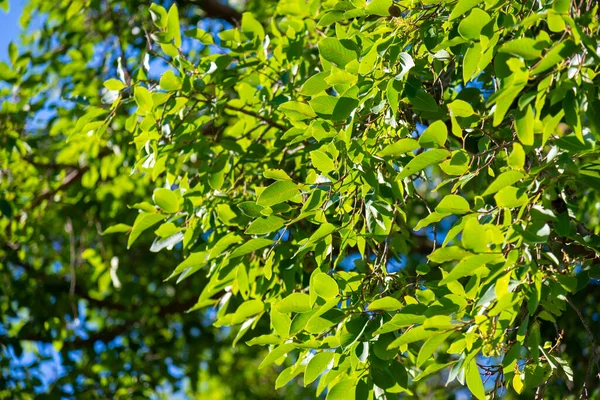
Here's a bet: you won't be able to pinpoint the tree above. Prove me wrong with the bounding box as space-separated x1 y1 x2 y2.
1 0 599 398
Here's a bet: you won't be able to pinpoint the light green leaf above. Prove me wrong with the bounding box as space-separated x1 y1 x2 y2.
159 70 182 91
449 0 481 21
439 254 504 284
368 297 402 312
419 121 447 148
257 181 300 207
417 331 453 368
494 186 529 208
530 40 577 75
258 343 295 369
377 138 419 157
515 105 534 146
414 212 450 231
128 213 167 249
149 4 168 29
276 293 312 313
318 38 357 68
508 143 525 170
167 4 181 48
448 100 474 117
165 251 209 280
428 246 473 263
104 79 125 91
398 149 450 179
388 326 437 348
300 72 331 96
365 0 392 16
312 273 339 299
435 195 470 215
458 9 490 40
241 12 265 41
326 378 358 400
263 169 292 181
102 223 131 234
183 28 214 44
153 188 179 213
279 101 316 121
498 38 545 60
310 150 336 174
481 171 525 196
134 86 153 114
463 42 482 84
466 359 486 400
229 238 273 258
304 352 335 386
245 216 285 235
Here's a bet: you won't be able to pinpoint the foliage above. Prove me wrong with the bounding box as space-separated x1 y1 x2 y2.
1 0 600 399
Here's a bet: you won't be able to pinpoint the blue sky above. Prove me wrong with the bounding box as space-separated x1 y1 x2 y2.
0 0 25 61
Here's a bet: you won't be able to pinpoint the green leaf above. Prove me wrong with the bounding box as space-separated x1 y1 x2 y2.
530 40 577 75
365 0 392 16
159 70 182 91
481 171 525 196
435 195 470 215
414 362 456 381
241 12 265 41
102 223 131 234
419 121 447 148
236 201 265 218
312 273 339 299
104 79 125 91
276 293 312 313
304 352 334 386
300 72 331 96
229 238 273 258
414 212 450 231
263 169 293 181
463 42 482 84
448 100 474 117
318 38 357 68
428 246 473 263
165 251 209 280
498 38 545 60
134 86 153 114
368 297 402 312
149 4 168 29
245 216 285 235
257 181 300 207
416 331 453 368
128 213 167 249
153 188 179 213
494 186 529 208
398 149 450 179
326 378 357 400
439 254 504 284
167 4 181 48
279 101 317 121
377 138 419 157
515 105 534 146
388 326 437 348
258 343 295 369
466 359 486 400
458 9 490 40
183 28 213 44
310 150 336 174
508 143 525 170
449 0 481 21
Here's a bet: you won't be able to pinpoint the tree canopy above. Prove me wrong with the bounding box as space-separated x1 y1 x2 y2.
1 0 600 398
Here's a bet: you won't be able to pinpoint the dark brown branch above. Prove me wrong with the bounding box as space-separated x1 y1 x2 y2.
183 0 243 25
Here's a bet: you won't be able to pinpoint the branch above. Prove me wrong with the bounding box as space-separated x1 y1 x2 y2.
182 0 242 25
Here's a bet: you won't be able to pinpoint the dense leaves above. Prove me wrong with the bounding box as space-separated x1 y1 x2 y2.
2 0 600 399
